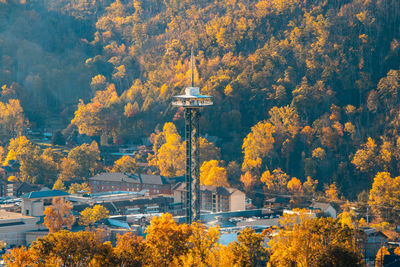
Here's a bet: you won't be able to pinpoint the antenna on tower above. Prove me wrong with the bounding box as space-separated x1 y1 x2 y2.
191 47 194 87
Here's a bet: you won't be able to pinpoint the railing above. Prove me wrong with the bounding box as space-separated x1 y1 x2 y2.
172 99 213 107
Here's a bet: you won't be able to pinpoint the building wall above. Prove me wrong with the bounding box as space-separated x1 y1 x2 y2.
230 190 246 211
200 192 212 211
173 190 184 203
175 186 246 213
364 235 387 259
89 180 171 195
25 231 48 245
22 199 45 217
325 206 337 219
0 216 39 247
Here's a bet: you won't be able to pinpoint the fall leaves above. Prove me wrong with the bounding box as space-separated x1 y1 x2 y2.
43 197 75 233
5 213 267 267
268 211 363 267
5 210 368 267
148 122 228 187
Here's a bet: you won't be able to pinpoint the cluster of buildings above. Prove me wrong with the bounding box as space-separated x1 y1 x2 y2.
0 171 247 248
0 170 395 266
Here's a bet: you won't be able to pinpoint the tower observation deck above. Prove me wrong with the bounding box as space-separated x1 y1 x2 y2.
172 50 213 224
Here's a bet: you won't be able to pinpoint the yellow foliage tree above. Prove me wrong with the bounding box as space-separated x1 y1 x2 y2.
114 232 149 266
2 246 32 267
269 211 363 267
68 182 91 194
200 160 229 187
71 84 120 141
229 227 267 267
175 222 220 266
145 213 191 266
287 177 303 195
4 136 31 165
7 175 18 183
325 183 339 201
242 121 275 172
268 105 300 140
369 172 400 223
303 176 318 196
240 171 257 192
394 244 400 256
43 197 75 233
60 141 102 180
149 123 220 177
206 243 236 267
110 155 137 173
261 168 289 193
375 246 390 267
338 210 356 228
0 99 27 142
79 205 110 226
52 178 66 191
29 230 114 267
352 137 378 172
148 122 185 177
312 147 326 160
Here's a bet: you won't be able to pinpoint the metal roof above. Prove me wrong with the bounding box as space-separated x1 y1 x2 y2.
89 172 169 185
21 190 70 199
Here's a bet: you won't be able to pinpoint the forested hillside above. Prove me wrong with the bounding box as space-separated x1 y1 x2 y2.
0 0 399 199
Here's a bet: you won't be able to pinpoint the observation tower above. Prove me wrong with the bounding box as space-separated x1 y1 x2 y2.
172 49 213 224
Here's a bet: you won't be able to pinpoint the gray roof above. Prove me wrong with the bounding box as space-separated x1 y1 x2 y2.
89 173 140 184
89 172 168 185
21 190 69 199
175 182 242 196
265 197 290 204
311 202 335 211
140 174 167 185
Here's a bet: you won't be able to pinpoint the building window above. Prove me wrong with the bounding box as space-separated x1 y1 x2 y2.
212 194 216 212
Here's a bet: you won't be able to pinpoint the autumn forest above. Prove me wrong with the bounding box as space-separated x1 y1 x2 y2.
0 0 400 265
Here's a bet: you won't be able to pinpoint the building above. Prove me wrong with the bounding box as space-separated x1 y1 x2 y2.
362 227 389 260
310 202 337 219
0 210 41 247
21 189 70 217
173 183 246 213
72 195 174 216
15 182 42 197
265 197 291 209
88 172 173 195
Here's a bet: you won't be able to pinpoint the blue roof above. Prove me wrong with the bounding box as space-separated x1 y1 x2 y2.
21 190 70 199
107 219 130 229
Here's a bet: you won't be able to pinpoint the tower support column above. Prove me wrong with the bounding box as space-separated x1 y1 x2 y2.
184 108 201 224
191 109 200 222
185 108 192 224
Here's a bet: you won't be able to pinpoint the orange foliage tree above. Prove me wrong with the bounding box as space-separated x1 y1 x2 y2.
43 197 75 233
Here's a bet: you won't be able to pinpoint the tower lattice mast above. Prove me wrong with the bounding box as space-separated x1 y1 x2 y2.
172 49 213 224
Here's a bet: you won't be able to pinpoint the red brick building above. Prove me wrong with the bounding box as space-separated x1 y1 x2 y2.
88 172 173 195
